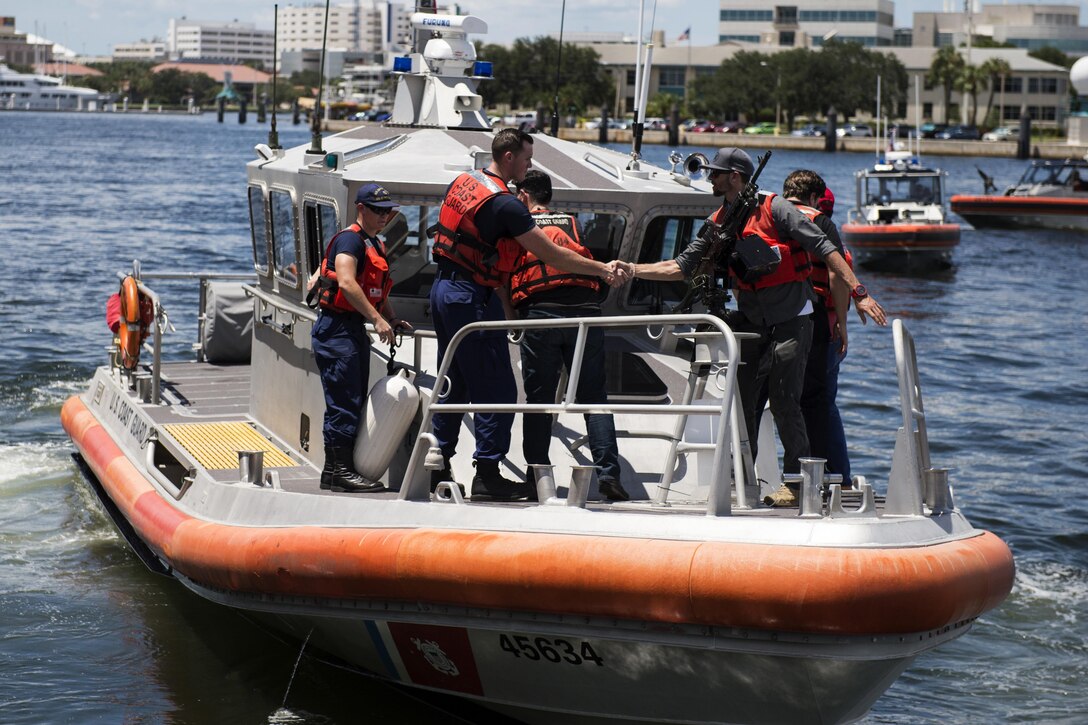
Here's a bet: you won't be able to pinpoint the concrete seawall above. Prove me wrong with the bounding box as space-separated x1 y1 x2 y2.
321 120 1087 160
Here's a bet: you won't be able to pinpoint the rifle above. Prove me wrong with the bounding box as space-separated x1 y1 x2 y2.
673 151 772 316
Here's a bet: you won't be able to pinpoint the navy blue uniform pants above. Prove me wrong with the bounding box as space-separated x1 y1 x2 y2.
519 306 620 482
312 311 371 448
429 272 515 461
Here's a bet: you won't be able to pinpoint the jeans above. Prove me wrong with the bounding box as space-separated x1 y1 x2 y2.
801 305 831 467
429 274 515 461
519 307 620 482
733 313 812 474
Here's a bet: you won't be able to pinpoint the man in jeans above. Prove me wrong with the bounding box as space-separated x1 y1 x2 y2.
508 170 628 501
627 148 885 505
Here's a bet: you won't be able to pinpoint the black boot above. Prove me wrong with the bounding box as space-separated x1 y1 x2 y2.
471 459 529 502
429 456 466 497
598 477 630 502
320 445 335 490
329 447 384 493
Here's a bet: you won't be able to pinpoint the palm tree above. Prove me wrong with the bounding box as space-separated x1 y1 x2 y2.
956 64 987 126
979 57 1012 127
927 46 965 123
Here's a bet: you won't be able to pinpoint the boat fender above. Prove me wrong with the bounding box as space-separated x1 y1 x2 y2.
353 368 420 480
118 276 152 370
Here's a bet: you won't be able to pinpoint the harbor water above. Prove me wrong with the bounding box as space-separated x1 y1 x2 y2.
0 112 1084 724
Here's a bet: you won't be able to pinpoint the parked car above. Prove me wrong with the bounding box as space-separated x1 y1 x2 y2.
982 125 1020 142
836 123 873 138
744 121 779 135
920 122 948 138
687 120 721 133
584 118 626 130
791 123 826 137
716 120 746 134
644 117 670 130
887 123 917 139
935 124 980 140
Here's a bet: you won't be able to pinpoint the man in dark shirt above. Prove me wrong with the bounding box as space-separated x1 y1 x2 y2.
508 170 627 502
628 148 885 506
430 129 626 501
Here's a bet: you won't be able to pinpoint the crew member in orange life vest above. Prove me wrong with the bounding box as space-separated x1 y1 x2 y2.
509 170 628 502
429 129 627 501
312 183 411 493
626 148 886 506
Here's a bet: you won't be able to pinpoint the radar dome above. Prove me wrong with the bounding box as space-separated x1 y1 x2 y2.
1072 56 1088 96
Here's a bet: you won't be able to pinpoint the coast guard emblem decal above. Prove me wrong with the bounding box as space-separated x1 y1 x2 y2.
387 623 483 695
411 637 459 676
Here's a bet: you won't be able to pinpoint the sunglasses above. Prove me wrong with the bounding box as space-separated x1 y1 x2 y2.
365 204 396 216
707 169 734 180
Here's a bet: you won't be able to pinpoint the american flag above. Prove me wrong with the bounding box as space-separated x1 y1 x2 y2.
677 27 690 42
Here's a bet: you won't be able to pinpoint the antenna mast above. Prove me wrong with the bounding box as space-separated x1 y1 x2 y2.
550 0 567 136
308 0 332 155
269 4 281 149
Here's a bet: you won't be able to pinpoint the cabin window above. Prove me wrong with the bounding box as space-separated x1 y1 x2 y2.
864 175 940 206
386 204 441 297
270 189 299 287
570 211 627 262
247 186 270 275
627 215 704 308
303 200 339 276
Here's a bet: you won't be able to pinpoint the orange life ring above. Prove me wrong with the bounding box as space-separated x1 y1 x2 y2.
118 276 146 369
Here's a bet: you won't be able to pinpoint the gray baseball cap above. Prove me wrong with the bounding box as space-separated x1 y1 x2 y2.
701 147 755 177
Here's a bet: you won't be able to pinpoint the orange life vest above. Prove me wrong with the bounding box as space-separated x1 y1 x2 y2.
721 193 812 291
432 170 521 288
316 223 393 314
509 210 601 308
790 202 855 308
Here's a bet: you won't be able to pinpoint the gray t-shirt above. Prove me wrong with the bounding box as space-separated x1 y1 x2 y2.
675 192 839 327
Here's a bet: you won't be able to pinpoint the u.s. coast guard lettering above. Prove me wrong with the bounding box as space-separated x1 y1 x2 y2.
107 390 149 446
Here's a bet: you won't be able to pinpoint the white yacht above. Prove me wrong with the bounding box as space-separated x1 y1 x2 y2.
0 61 103 111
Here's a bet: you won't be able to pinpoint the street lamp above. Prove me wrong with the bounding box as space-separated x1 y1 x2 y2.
761 61 782 135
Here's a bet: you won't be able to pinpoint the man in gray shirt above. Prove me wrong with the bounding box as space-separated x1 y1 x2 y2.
627 148 886 505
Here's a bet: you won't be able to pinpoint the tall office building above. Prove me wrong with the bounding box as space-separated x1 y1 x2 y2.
718 0 895 47
276 2 413 57
166 18 275 68
914 3 1088 57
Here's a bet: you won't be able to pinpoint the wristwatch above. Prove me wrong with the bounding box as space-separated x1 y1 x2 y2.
850 284 868 300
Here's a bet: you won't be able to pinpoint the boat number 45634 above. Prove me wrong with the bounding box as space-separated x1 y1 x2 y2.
498 634 604 666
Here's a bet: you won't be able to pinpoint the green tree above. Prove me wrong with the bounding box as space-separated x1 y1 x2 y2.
771 48 824 131
1028 46 1072 69
927 45 965 123
955 63 987 125
979 56 1012 128
476 38 612 116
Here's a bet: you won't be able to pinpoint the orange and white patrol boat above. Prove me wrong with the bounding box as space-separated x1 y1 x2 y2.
842 151 960 272
61 9 1013 725
951 156 1088 231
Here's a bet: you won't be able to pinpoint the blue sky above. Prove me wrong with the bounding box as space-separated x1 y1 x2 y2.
3 1 1076 57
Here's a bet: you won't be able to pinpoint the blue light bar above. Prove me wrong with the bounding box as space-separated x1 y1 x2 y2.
473 61 493 78
393 56 412 73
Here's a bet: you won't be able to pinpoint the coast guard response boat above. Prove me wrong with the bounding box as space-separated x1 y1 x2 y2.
62 7 1014 724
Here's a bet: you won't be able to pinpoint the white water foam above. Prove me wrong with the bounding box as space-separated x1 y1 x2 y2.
1013 560 1088 626
0 441 72 489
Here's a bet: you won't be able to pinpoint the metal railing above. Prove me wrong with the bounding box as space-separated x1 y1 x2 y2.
398 313 745 516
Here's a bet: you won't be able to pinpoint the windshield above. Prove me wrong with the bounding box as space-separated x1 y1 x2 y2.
863 174 941 205
627 214 706 308
1019 163 1084 187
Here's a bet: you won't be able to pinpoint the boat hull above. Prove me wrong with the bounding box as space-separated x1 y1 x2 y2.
842 223 960 271
62 389 1014 724
950 194 1088 231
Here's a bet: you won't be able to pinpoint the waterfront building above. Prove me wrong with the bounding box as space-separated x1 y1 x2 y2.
0 16 53 66
276 3 413 58
113 39 168 62
590 42 1068 130
914 3 1088 58
166 18 275 69
717 0 895 47
150 61 273 102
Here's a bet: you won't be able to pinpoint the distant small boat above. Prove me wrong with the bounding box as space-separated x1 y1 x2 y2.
842 149 960 272
951 157 1088 231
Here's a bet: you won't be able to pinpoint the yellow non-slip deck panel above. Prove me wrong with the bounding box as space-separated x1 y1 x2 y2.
162 422 296 470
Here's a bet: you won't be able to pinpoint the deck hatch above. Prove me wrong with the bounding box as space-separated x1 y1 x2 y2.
162 422 296 470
